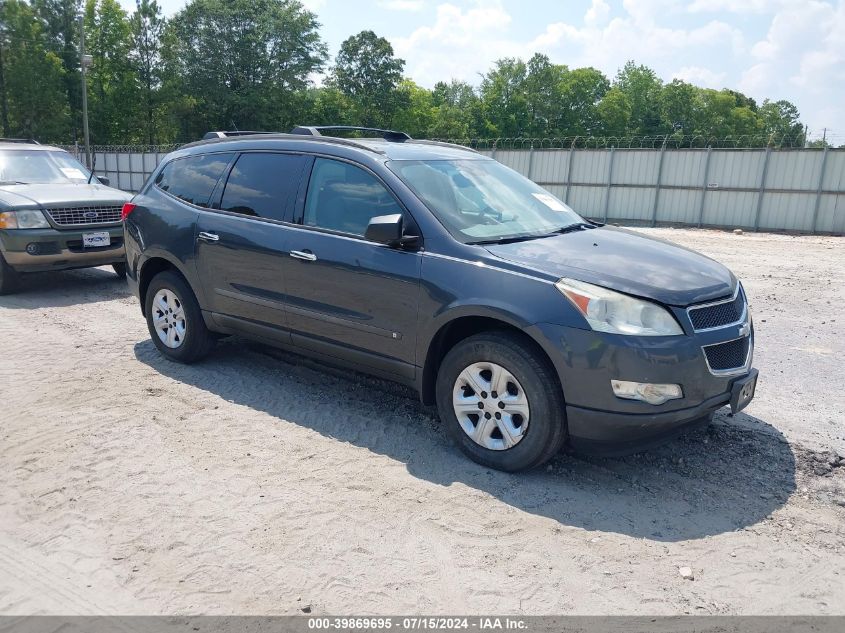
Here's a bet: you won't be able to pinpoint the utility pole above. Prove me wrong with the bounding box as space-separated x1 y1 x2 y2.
79 15 92 169
0 41 10 138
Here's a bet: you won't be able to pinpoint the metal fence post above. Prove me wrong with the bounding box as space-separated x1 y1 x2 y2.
651 140 667 227
491 141 498 162
527 143 535 180
811 146 830 234
603 146 615 222
753 147 772 231
697 146 713 227
564 140 575 205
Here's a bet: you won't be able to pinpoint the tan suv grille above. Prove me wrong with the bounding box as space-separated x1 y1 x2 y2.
44 205 123 226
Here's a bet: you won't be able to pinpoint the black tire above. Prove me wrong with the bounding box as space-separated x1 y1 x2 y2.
435 331 567 472
0 252 20 295
144 270 214 363
112 261 127 279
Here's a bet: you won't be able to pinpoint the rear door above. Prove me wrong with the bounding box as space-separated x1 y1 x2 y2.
194 151 309 331
282 156 423 379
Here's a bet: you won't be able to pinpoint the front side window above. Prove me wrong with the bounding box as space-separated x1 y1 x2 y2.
219 153 306 221
389 159 585 243
303 158 403 237
0 149 91 185
155 153 234 207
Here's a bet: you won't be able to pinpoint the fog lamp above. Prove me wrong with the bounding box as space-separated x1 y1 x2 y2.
611 380 683 405
26 243 40 255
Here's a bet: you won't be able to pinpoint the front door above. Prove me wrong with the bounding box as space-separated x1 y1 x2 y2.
282 157 423 379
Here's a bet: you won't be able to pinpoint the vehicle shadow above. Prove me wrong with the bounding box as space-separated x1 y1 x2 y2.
133 336 796 542
0 266 130 309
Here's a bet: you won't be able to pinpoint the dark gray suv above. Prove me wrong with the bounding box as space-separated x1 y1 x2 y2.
123 126 757 471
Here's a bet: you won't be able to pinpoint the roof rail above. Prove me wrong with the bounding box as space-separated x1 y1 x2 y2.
290 126 411 142
411 139 480 155
0 137 39 144
202 131 281 140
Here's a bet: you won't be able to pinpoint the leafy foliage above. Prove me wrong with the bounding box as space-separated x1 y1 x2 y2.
0 2 814 147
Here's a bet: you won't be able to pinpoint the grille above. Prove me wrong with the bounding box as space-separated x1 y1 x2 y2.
704 337 750 372
688 288 745 330
44 205 122 226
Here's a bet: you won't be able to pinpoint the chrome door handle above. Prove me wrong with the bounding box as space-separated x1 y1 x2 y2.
290 250 317 262
197 231 220 243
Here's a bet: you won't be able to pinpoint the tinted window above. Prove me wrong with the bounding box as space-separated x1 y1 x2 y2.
155 153 234 207
219 153 306 221
303 158 403 237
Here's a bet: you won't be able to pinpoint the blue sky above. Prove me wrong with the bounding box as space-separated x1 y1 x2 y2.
117 0 845 141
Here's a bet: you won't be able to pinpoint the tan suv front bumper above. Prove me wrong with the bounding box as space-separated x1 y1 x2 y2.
0 225 125 273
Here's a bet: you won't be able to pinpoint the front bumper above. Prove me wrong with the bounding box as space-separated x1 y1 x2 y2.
528 321 757 454
0 226 125 272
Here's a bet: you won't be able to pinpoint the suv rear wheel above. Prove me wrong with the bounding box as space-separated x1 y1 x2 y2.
435 331 567 472
145 270 214 363
0 252 20 295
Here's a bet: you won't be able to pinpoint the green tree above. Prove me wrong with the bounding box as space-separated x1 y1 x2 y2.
329 30 405 127
559 67 610 136
131 0 165 144
614 61 662 135
389 79 434 138
479 57 528 137
160 0 327 141
522 53 566 136
32 0 83 139
430 80 483 138
0 0 70 140
760 99 804 146
596 87 631 137
85 0 140 143
659 79 701 137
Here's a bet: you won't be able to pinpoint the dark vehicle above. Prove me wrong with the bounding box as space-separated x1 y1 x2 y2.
123 127 757 471
0 140 132 294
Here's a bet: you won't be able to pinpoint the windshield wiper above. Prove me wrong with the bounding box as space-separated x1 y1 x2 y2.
467 233 557 245
0 180 29 185
554 222 596 234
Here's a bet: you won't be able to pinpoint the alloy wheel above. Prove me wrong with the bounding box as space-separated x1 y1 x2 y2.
452 361 530 450
151 288 187 349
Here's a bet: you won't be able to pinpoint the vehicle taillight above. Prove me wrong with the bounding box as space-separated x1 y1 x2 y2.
121 202 137 221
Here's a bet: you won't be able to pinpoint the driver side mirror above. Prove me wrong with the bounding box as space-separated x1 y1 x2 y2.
365 214 419 248
97 175 110 187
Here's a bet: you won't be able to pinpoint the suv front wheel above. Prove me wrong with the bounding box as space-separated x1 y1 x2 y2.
0 252 20 295
145 270 214 363
436 331 567 472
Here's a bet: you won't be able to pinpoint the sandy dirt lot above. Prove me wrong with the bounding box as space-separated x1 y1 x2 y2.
1 228 844 616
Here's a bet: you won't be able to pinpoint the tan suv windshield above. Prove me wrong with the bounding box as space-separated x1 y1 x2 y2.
0 150 92 185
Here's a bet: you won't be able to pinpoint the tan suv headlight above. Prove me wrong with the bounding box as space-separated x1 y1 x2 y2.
0 210 51 229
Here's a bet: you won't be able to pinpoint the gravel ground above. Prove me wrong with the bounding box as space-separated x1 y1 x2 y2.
0 227 843 615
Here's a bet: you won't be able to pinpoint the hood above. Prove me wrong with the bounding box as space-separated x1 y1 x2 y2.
484 226 735 306
0 183 131 209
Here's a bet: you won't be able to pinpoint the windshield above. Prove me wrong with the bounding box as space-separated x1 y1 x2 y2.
0 149 92 185
388 158 585 243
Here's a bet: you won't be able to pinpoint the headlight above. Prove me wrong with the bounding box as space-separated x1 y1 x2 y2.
0 210 51 229
555 277 683 336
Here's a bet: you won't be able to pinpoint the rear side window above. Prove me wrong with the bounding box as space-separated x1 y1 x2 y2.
303 158 403 237
219 153 306 221
155 153 234 207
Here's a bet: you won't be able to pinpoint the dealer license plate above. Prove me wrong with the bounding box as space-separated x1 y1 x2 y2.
82 232 110 248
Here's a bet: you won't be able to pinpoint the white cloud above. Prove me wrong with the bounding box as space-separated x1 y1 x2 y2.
584 0 610 26
688 0 776 13
673 66 726 88
389 0 843 133
378 0 427 10
739 0 844 129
